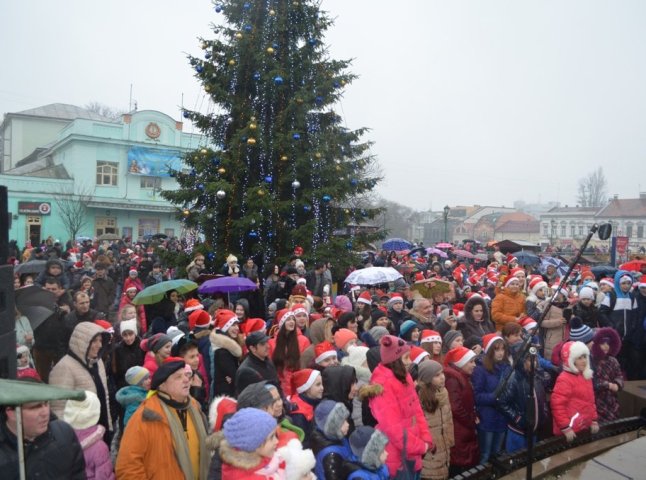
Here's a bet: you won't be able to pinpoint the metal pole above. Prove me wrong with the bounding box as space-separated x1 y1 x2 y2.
16 406 25 480
526 347 537 480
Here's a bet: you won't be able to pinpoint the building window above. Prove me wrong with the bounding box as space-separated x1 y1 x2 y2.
570 225 576 237
140 176 161 189
626 225 633 238
578 225 584 236
560 224 566 237
95 217 118 237
638 225 644 238
543 224 548 236
96 161 118 186
138 218 160 239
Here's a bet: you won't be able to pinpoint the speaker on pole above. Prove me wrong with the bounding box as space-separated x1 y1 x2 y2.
0 186 17 379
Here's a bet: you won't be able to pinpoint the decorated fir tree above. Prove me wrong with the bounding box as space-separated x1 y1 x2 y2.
163 0 382 270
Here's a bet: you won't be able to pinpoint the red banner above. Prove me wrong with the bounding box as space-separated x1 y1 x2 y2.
616 236 629 255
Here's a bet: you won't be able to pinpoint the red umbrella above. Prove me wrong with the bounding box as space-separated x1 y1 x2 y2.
619 259 646 272
453 249 475 259
435 242 452 249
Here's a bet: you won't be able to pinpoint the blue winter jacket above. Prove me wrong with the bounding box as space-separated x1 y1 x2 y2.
472 360 510 432
115 385 147 427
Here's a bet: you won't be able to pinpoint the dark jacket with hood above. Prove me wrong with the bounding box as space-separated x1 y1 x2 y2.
591 327 623 422
35 259 70 290
210 330 242 397
459 295 496 340
599 270 639 344
322 366 358 435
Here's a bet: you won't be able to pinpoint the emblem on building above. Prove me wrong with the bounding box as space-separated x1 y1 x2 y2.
145 122 161 139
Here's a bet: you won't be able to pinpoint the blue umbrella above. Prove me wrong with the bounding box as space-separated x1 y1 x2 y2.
511 250 540 266
382 238 413 251
540 257 568 277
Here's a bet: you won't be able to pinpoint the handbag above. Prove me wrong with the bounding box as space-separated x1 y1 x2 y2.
393 428 417 480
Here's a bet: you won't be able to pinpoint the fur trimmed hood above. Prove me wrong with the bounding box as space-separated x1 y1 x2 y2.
205 430 224 452
219 438 264 470
561 341 593 379
208 395 237 432
463 295 490 323
591 327 622 359
358 383 383 401
210 331 243 358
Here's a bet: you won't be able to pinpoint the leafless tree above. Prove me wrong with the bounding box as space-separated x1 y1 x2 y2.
54 184 95 243
84 101 125 121
577 167 608 207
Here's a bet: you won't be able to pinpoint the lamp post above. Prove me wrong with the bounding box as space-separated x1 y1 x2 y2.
550 219 556 246
443 205 450 242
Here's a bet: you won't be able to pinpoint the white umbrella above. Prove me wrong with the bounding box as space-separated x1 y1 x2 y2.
344 267 403 285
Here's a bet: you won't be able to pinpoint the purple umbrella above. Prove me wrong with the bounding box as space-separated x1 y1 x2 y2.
426 247 448 258
198 276 258 294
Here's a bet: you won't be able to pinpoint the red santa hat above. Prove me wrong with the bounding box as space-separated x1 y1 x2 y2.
638 274 646 288
215 309 238 333
552 284 569 299
188 310 212 330
94 319 114 334
504 275 521 288
208 396 237 432
506 254 518 265
125 285 138 293
420 329 442 344
510 267 524 278
387 293 404 307
410 346 430 365
357 291 372 305
528 276 548 295
242 318 266 335
414 272 425 282
291 303 308 317
276 309 296 330
482 333 503 354
184 298 204 313
600 277 614 288
443 346 476 368
292 368 321 394
128 269 138 276
519 316 538 331
314 341 337 365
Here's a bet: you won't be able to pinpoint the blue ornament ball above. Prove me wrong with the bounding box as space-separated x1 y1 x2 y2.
198 184 204 190
308 38 317 46
292 133 301 140
346 241 353 250
361 209 368 217
249 231 258 238
244 24 252 32
253 72 261 81
195 65 203 73
274 76 284 85
333 81 340 89
350 179 358 186
207 252 215 260
303 204 311 212
264 176 273 183
322 194 331 202
204 52 211 59
190 169 196 176
212 158 220 166
315 96 324 105
272 42 279 49
183 110 190 119
215 5 222 13
243 2 251 9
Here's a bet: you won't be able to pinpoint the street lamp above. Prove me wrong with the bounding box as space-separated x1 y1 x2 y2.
443 205 450 242
550 219 556 245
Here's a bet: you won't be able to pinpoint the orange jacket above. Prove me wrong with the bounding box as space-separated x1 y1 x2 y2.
491 289 526 331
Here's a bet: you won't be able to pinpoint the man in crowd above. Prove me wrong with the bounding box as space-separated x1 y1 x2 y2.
92 263 116 318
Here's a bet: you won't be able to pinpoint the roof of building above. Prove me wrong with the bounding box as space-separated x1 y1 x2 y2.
11 103 119 123
547 206 599 214
496 220 540 233
596 198 646 218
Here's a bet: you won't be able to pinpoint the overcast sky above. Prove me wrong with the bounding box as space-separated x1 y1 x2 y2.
2 1 645 211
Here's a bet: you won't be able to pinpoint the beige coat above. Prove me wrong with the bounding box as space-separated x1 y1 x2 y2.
540 304 565 359
49 322 112 430
422 387 455 480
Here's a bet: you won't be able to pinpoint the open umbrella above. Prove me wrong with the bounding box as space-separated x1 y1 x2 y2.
590 265 618 280
453 249 475 259
198 276 258 294
511 250 541 266
426 247 448 258
382 238 413 251
132 279 198 305
619 260 646 272
14 260 48 276
435 242 453 249
0 379 86 480
540 257 568 278
344 267 403 285
15 285 57 330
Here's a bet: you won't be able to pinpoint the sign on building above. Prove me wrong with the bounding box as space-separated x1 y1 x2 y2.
18 201 51 215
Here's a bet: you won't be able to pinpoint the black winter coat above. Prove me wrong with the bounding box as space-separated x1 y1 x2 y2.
112 337 146 390
310 429 354 480
498 366 548 434
0 419 85 480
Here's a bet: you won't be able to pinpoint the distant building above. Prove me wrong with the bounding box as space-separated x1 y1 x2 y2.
0 103 205 247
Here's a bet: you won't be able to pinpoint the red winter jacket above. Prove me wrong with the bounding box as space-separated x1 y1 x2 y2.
444 364 479 468
368 363 433 477
551 340 597 435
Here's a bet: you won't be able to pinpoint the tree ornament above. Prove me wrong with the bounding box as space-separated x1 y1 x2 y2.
280 155 288 161
212 158 220 166
207 252 215 260
250 219 256 224
350 178 358 186
264 176 273 183
303 204 311 212
344 208 350 214
206 213 214 219
244 25 252 32
296 97 304 104
308 38 317 46
291 180 301 189
269 9 276 15
228 59 236 66
195 65 203 73
314 152 322 159
336 165 342 171
216 190 226 199
183 209 190 216
200 148 208 155
361 209 368 217
315 96 324 105
250 116 256 121
201 41 208 49
292 133 301 140
235 32 243 39
257 189 265 196
205 85 211 92
249 123 257 130
243 2 251 10
273 75 283 85
322 194 332 202
346 241 353 250
266 47 275 54
249 231 258 238
247 138 256 145
214 5 222 13
183 110 190 119
204 52 211 59
253 72 261 81
218 167 226 174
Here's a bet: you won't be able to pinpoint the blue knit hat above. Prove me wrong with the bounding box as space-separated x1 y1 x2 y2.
314 399 349 440
223 408 277 452
399 320 419 340
569 316 594 344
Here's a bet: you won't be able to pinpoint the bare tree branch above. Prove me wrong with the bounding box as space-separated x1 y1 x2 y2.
577 167 607 207
53 184 95 243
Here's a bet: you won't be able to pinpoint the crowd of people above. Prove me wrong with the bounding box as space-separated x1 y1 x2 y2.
3 236 646 479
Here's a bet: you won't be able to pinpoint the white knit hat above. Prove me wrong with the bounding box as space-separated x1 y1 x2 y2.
64 390 101 430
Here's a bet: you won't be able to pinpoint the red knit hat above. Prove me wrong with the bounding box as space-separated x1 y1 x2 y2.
519 316 537 331
380 335 411 364
420 329 442 344
292 368 321 394
357 291 372 305
314 341 337 364
215 309 238 332
189 310 212 330
209 396 237 432
410 346 430 365
334 328 358 350
482 333 503 354
184 298 204 313
443 346 476 368
241 318 266 335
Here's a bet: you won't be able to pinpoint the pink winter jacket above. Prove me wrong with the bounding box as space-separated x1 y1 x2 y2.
369 364 434 476
74 424 115 480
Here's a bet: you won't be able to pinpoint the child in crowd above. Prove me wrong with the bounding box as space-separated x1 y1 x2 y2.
314 341 340 369
311 399 354 480
347 426 390 479
16 345 40 381
551 341 599 442
64 391 115 480
220 408 285 478
334 328 359 360
115 366 150 428
591 327 623 422
417 360 454 480
112 315 144 390
291 368 325 444
420 330 443 362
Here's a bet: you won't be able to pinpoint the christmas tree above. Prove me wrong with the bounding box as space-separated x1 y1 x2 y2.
164 0 382 270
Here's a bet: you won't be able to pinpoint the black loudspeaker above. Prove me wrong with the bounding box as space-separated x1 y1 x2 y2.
0 186 7 265
0 186 16 379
